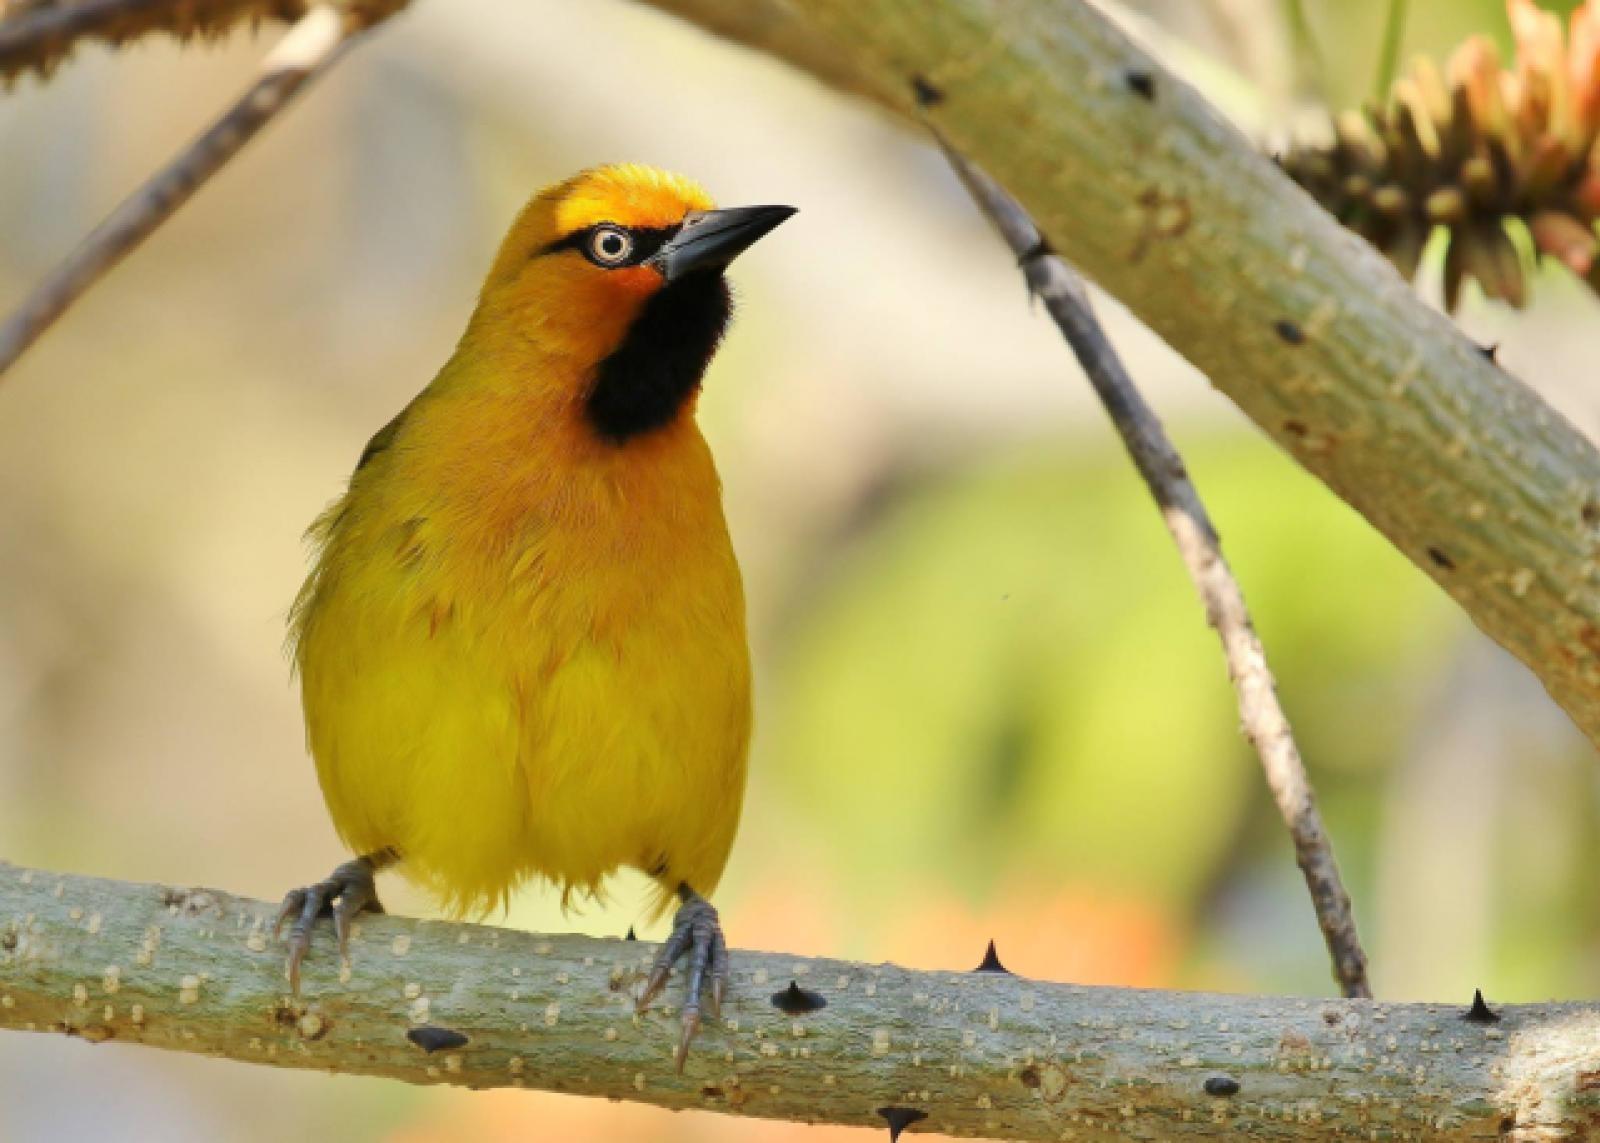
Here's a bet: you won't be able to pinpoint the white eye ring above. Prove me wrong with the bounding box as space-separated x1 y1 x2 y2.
588 225 634 266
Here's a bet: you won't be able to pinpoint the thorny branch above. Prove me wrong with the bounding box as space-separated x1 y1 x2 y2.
0 3 392 376
4 862 1599 1140
940 142 1371 1001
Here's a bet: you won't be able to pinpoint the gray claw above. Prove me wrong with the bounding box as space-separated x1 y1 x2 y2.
637 891 729 1071
273 888 306 939
275 857 386 994
708 927 729 1020
675 1007 701 1073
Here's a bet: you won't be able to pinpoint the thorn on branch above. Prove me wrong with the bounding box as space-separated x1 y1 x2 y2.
877 1106 928 1140
972 939 1011 974
1464 989 1500 1024
625 926 636 941
1018 237 1055 266
911 74 944 108
771 981 827 1015
407 1026 470 1053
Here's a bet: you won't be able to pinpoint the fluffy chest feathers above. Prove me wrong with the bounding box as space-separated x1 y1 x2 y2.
326 360 736 629
292 360 750 913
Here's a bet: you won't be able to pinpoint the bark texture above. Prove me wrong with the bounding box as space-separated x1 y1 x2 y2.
3 862 1600 1140
629 0 1600 749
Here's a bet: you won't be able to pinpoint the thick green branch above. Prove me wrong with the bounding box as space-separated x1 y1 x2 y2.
633 0 1600 749
3 861 1600 1140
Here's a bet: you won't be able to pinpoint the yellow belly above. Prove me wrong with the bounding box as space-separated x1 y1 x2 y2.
293 416 751 918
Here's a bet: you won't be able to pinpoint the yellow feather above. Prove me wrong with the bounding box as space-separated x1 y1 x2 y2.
290 165 751 920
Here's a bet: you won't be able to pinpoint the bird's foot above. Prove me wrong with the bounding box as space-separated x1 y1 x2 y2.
636 888 728 1072
273 851 391 994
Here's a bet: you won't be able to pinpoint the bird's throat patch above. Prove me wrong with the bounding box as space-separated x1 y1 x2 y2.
585 272 733 444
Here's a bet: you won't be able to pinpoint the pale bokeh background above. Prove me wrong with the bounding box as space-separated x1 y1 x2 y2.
1 1 1596 1139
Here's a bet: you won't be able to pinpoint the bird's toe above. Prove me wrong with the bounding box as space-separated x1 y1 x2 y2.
274 855 389 993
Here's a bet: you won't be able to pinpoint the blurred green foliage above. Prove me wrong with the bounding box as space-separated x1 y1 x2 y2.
769 433 1454 935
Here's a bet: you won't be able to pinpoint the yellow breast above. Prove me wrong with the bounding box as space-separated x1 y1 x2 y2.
292 350 751 917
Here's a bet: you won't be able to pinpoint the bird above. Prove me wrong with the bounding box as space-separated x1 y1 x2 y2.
276 164 794 1067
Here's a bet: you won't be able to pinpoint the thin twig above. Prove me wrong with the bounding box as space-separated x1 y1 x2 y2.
940 141 1372 1000
0 4 373 377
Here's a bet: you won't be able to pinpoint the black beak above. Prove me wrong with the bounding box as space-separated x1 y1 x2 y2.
653 204 796 282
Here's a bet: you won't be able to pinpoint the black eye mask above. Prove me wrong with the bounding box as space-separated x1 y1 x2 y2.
540 224 677 269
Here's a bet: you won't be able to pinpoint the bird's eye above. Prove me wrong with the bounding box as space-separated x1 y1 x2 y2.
587 225 634 267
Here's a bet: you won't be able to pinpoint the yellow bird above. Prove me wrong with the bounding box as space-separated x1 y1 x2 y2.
278 164 793 1063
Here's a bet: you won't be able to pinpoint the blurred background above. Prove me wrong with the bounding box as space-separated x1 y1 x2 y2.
1 0 1596 1139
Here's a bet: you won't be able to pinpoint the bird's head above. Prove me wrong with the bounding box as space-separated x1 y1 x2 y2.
472 164 795 444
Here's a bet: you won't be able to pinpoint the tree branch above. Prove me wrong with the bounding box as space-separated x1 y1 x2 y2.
0 4 387 376
630 0 1600 751
1 862 1597 1139
0 0 403 82
941 142 1371 1001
